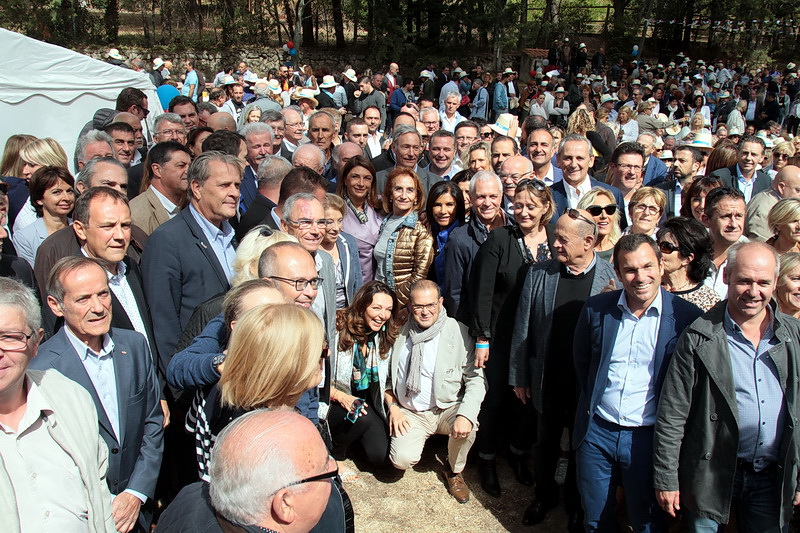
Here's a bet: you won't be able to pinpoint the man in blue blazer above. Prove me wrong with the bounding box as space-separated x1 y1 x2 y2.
639 132 668 185
572 234 703 532
710 135 771 203
141 152 242 364
32 256 164 533
550 134 628 228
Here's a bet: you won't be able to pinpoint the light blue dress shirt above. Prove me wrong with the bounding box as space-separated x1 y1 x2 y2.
596 289 663 427
189 204 236 282
724 307 786 470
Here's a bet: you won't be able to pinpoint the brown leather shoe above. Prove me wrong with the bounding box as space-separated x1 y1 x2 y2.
446 471 471 503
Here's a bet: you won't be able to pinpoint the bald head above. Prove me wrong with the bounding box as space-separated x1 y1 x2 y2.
208 112 237 132
332 142 363 177
292 144 325 174
499 155 534 200
112 111 144 148
775 165 800 199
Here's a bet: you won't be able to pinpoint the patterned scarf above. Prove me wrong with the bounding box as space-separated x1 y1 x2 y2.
345 194 368 224
352 332 379 391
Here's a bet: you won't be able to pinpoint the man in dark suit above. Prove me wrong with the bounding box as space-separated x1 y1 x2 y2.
653 145 703 218
141 152 242 365
235 154 292 241
572 234 703 531
550 134 625 221
376 125 442 194
711 135 771 203
638 132 669 185
32 256 164 533
510 209 617 530
240 122 275 214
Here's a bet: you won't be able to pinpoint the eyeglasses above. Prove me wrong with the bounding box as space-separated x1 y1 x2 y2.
136 105 151 117
156 128 186 138
422 120 439 126
567 208 597 228
258 226 274 237
775 153 790 160
657 240 682 255
614 163 643 172
410 302 438 313
632 203 661 215
0 331 34 351
516 178 547 191
285 122 304 128
586 204 617 216
271 459 339 495
286 218 331 229
268 276 323 291
481 131 494 139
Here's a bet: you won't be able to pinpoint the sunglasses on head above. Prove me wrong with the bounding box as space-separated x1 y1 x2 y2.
586 204 617 216
567 208 597 228
516 178 547 191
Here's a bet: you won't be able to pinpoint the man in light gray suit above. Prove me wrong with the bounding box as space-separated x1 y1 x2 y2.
385 280 486 504
31 256 163 533
509 209 617 530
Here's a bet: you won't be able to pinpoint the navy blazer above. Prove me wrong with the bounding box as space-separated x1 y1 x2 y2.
572 288 703 449
550 178 629 229
240 165 259 214
642 155 668 185
31 327 164 529
335 232 364 306
711 164 772 200
141 208 234 365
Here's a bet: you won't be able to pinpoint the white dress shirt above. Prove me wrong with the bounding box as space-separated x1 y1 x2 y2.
150 185 179 218
564 177 593 209
395 334 440 412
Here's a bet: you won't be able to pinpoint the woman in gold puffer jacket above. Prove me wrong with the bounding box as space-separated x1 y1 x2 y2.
373 168 434 306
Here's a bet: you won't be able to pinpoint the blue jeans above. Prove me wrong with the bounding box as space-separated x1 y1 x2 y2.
685 463 784 533
576 416 665 533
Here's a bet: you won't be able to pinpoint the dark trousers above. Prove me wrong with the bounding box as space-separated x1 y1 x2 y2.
327 402 389 466
532 405 580 513
476 347 534 459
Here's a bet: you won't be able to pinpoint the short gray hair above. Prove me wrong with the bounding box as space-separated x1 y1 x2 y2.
253 81 270 97
726 241 780 279
188 151 245 189
308 111 334 128
209 409 301 525
469 170 502 196
257 155 292 188
558 133 593 156
292 143 325 169
75 130 113 165
636 131 657 145
420 107 440 123
239 121 274 141
47 256 106 306
282 192 320 224
154 113 184 131
77 157 127 190
261 110 284 124
392 124 421 145
0 278 42 340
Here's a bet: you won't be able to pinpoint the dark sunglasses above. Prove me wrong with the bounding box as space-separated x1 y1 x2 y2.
658 240 683 255
586 204 617 216
567 208 597 228
137 104 151 117
268 462 339 496
516 178 547 191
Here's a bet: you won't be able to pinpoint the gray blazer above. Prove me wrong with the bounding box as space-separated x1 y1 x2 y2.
509 256 617 413
335 232 364 307
30 328 164 530
654 301 800 527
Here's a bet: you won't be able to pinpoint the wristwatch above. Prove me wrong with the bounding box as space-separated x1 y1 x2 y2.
212 353 227 373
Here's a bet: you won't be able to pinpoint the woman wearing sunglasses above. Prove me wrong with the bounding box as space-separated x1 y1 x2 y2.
470 178 556 492
578 187 621 263
656 217 720 312
767 141 795 178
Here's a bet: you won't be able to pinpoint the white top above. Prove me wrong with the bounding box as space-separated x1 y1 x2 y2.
395 333 441 412
564 177 593 209
149 185 178 218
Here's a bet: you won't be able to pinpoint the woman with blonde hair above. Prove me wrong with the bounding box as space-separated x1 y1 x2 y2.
303 64 320 94
616 105 639 143
568 105 612 167
766 198 800 255
677 113 709 142
374 168 434 305
236 103 262 129
776 252 800 318
13 137 69 233
624 186 666 238
0 133 37 178
578 187 621 262
464 141 492 172
768 141 795 178
321 193 363 308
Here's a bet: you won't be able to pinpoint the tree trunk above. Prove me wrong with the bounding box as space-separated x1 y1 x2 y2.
366 0 374 45
104 0 119 43
332 0 345 47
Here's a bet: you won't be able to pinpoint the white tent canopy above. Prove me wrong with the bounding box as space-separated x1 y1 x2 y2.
0 28 162 173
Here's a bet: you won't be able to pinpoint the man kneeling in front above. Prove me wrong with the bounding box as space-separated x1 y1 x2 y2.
385 280 486 503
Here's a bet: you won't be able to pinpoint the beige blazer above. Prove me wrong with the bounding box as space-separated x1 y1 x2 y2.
130 186 173 236
390 316 486 426
0 369 116 532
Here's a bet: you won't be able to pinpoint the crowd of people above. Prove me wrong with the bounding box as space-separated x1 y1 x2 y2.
3 45 800 533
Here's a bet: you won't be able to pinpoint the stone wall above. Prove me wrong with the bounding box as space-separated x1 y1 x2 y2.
75 46 522 81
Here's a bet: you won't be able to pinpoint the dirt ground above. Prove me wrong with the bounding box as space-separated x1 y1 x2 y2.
342 436 569 533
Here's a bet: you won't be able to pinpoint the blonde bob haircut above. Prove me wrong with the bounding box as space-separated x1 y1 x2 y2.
778 252 800 289
578 187 622 246
19 137 68 169
768 198 800 235
231 228 298 287
219 303 324 410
